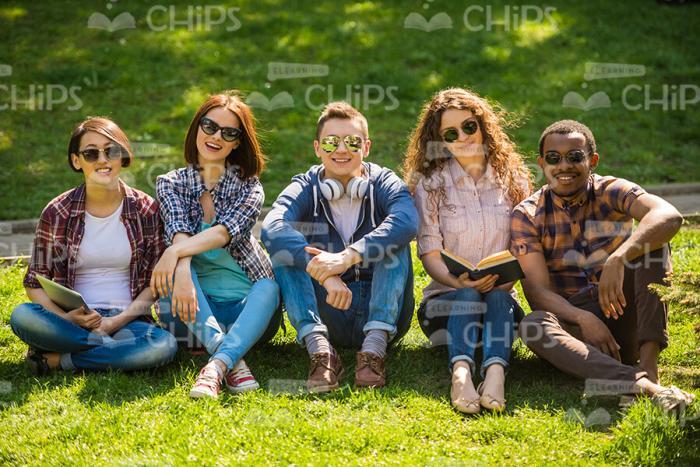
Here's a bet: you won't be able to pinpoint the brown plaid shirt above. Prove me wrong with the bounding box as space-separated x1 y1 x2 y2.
24 181 164 301
510 174 647 298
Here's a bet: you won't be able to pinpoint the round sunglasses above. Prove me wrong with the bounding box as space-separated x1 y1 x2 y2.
199 117 242 142
320 134 364 154
441 119 479 143
543 149 588 165
79 145 125 162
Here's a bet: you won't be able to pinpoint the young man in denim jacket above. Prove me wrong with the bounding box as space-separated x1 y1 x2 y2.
262 102 417 392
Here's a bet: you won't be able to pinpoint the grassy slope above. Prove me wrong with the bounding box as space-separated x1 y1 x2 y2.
1 0 699 219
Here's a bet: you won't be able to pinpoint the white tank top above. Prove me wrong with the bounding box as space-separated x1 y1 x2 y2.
74 203 132 310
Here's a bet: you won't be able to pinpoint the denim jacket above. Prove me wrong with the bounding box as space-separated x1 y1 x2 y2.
261 162 417 282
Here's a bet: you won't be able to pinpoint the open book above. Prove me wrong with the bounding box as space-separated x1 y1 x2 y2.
440 250 525 286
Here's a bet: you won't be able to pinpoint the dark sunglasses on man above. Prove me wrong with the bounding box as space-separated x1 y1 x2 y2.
543 149 588 165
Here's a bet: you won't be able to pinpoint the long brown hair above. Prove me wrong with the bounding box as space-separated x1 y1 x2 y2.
184 90 265 178
403 87 531 210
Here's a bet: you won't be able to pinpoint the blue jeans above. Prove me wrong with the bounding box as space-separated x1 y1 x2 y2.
9 303 177 371
274 245 414 349
158 266 280 371
419 288 521 378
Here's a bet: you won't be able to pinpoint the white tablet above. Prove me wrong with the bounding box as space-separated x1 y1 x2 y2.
35 274 89 311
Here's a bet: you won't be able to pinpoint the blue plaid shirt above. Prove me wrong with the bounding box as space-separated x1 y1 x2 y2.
156 165 273 282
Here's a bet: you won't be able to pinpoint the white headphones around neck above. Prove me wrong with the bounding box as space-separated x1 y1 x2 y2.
318 172 369 201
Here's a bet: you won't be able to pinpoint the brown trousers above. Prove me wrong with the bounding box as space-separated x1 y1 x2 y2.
519 247 670 382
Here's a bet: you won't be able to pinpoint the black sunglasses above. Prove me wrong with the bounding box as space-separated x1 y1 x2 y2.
79 145 125 162
199 117 242 142
320 134 364 153
441 119 479 143
543 149 588 165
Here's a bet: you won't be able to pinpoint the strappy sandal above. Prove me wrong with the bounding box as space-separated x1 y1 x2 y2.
450 378 480 414
25 347 51 376
477 382 506 412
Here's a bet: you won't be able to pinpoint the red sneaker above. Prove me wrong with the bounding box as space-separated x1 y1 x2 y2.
225 359 260 394
189 365 223 399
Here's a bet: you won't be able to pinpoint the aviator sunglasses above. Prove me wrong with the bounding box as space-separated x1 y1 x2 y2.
320 134 364 153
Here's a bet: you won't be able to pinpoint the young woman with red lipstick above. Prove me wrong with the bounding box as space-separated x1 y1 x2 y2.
153 91 280 399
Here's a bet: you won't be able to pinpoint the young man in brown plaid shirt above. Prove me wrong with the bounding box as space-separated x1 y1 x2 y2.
511 119 694 408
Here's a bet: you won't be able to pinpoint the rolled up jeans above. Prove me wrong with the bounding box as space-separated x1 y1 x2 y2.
158 265 280 371
419 287 521 377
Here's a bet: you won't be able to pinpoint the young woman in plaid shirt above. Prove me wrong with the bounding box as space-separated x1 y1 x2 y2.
404 88 532 414
152 91 280 399
10 117 177 374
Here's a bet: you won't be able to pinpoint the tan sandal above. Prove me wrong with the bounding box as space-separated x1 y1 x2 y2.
451 396 481 414
477 382 506 412
450 366 480 415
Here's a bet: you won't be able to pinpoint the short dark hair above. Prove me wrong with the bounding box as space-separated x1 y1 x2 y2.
538 119 597 155
184 90 265 179
68 117 133 172
315 101 369 140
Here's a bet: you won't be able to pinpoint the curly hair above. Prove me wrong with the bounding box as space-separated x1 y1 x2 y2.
538 119 597 155
403 87 532 215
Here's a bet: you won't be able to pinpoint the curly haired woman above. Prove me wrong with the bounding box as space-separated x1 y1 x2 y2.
404 87 532 414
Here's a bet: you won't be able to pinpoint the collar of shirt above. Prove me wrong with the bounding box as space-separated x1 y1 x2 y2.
447 156 498 190
549 174 593 210
68 180 139 220
184 164 243 201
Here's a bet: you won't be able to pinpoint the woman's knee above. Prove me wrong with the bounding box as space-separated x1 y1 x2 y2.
485 288 511 302
453 287 482 303
253 278 281 308
9 303 43 335
141 329 178 367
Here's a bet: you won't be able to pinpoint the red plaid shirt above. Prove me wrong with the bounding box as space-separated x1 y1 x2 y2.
24 181 164 301
510 175 647 298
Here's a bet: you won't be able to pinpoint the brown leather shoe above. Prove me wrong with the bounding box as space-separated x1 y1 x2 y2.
354 351 386 388
307 350 344 393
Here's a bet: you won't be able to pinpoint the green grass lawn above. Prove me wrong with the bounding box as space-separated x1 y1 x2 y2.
1 229 698 465
1 0 700 219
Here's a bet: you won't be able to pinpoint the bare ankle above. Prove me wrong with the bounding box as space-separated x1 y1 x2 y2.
635 377 664 396
452 361 471 377
45 353 61 370
485 364 505 377
639 342 660 383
